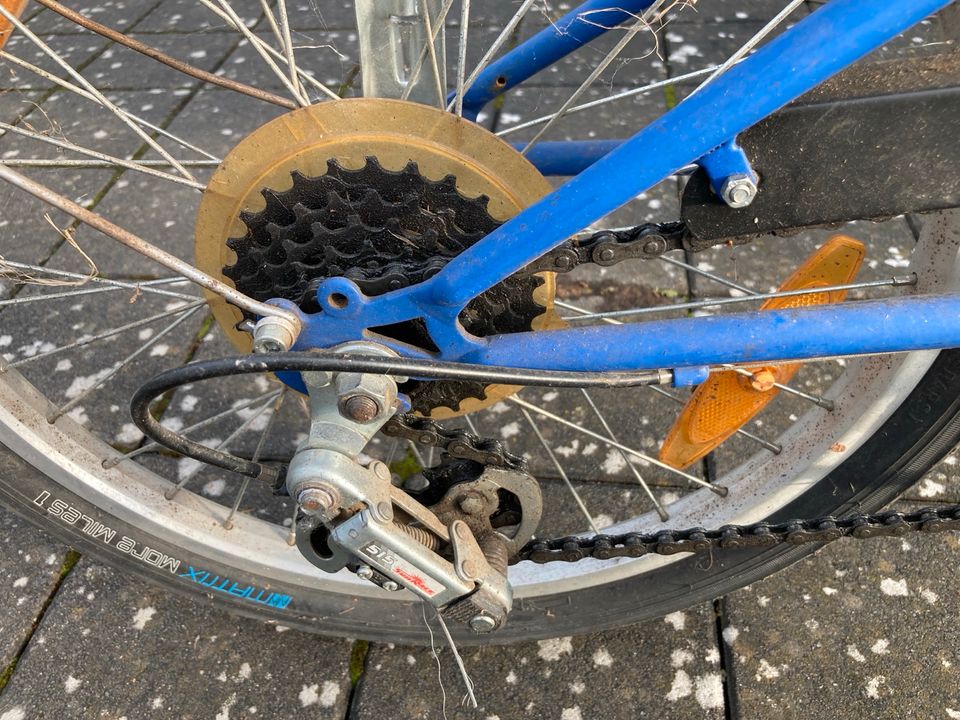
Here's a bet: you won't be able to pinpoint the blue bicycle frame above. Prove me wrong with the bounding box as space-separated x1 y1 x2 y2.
284 0 960 383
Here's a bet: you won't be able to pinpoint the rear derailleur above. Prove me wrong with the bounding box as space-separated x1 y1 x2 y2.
286 342 541 633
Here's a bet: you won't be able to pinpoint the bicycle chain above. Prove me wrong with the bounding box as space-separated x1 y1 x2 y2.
382 413 526 472
370 220 960 564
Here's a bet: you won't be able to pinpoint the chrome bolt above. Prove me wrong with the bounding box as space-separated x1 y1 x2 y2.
339 394 382 423
297 485 339 515
252 315 298 353
382 580 400 592
468 614 497 633
720 174 758 209
356 565 374 580
376 500 393 522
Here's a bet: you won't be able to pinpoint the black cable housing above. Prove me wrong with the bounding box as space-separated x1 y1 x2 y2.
129 352 668 484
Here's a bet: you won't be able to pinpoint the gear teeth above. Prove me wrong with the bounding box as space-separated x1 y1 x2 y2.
223 155 547 416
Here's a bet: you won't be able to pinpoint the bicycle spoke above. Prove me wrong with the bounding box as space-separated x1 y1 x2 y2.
274 0 308 103
420 2 445 109
0 51 221 161
0 281 190 310
104 389 282 467
521 1 677 155
556 299 784 455
164 390 278 500
10 300 204 369
447 0 537 113
223 388 288 529
510 396 728 496
579 389 669 521
560 275 918 321
0 4 196 181
203 0 310 107
400 0 455 103
0 263 198 301
721 365 835 411
495 65 723 138
0 159 220 169
25 0 298 111
0 121 206 191
657 254 755 296
0 164 302 325
685 0 805 99
452 0 471 117
518 406 600 534
200 1 337 101
47 305 204 423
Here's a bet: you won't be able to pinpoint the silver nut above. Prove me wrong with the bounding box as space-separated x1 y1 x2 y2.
355 565 374 580
297 485 339 515
252 315 297 353
382 580 400 592
720 174 758 209
338 394 382 423
468 614 497 633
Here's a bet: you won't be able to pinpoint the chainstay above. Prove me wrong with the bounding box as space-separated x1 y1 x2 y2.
517 505 960 564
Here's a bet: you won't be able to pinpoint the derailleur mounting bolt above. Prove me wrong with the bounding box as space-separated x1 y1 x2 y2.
298 485 339 515
339 394 382 423
251 314 298 353
356 565 374 580
468 614 497 634
382 580 400 592
720 173 758 209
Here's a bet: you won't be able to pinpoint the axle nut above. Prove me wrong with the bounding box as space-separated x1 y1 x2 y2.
339 394 382 423
298 485 339 515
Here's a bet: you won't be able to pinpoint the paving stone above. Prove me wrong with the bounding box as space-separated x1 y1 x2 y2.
1 33 111 90
722 520 960 719
18 1 147 36
137 0 260 34
0 558 354 719
902 445 960 505
0 506 71 671
352 602 726 720
79 31 240 90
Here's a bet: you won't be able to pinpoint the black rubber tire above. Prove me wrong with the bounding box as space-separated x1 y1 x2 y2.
1 348 958 645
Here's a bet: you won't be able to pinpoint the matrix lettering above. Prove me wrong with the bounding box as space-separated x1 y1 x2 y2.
179 566 292 609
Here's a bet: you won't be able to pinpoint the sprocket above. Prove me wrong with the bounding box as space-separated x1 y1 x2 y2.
224 157 550 416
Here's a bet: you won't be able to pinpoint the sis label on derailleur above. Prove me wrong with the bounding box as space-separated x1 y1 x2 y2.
360 541 445 598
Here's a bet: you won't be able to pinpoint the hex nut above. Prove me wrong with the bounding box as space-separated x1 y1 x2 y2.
720 174 758 209
297 485 339 515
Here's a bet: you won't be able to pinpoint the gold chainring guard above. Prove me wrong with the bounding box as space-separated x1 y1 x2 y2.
195 98 562 417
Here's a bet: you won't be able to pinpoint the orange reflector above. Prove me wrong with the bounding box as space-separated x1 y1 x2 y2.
0 0 29 51
659 235 865 469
